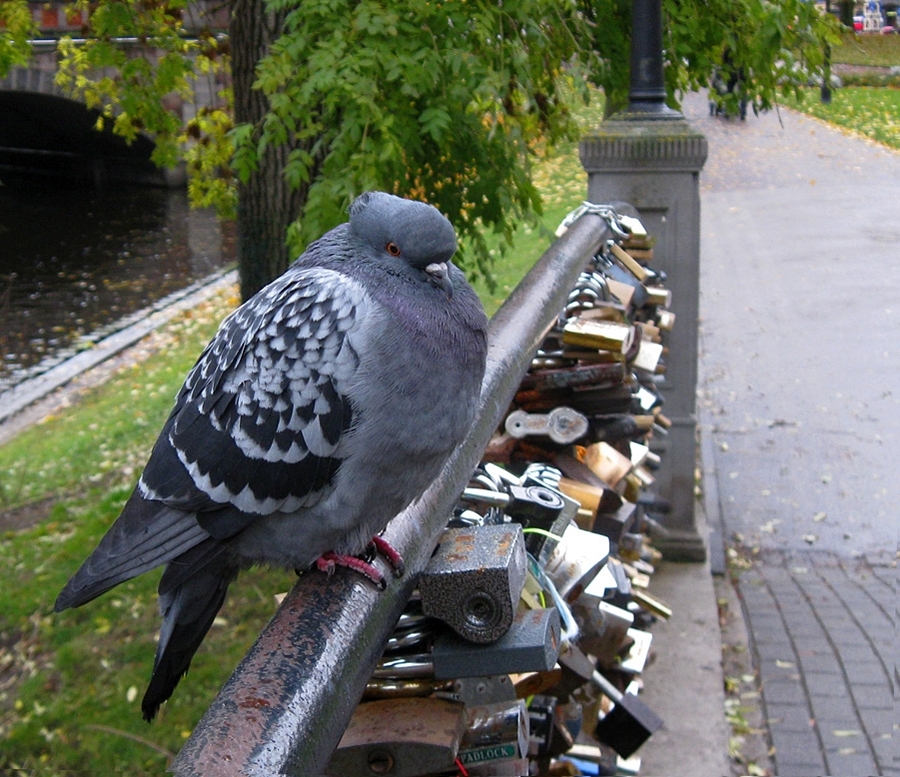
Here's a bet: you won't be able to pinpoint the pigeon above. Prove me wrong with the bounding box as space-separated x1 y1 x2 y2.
55 191 488 721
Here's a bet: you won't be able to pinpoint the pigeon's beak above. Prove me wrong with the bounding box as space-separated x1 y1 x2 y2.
425 262 453 299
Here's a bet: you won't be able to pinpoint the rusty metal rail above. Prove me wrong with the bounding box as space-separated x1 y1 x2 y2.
170 213 612 777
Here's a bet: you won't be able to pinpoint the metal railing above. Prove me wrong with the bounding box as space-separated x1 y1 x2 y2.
170 213 612 776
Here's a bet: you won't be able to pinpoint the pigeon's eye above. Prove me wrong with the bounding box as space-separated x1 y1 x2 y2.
385 242 401 257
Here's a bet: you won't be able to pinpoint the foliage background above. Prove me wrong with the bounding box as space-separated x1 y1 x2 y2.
0 0 843 292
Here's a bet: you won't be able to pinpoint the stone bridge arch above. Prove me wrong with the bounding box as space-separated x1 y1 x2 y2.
0 1 228 185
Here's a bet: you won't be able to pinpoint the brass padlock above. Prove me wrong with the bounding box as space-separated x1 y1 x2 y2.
326 697 467 777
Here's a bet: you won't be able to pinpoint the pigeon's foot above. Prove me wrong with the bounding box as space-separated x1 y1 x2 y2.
370 535 405 578
316 551 387 590
314 536 405 590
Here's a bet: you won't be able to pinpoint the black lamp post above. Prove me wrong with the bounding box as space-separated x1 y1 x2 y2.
626 0 681 118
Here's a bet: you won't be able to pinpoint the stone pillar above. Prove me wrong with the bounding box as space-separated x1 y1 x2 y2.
580 117 708 561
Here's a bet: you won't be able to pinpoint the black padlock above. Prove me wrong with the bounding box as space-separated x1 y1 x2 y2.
527 695 557 759
419 523 526 644
588 666 662 760
593 500 638 545
479 482 573 559
593 674 664 759
432 607 561 680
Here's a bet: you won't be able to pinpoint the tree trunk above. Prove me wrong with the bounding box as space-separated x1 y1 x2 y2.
229 0 307 300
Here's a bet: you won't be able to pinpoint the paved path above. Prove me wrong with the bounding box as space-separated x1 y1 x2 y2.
682 88 898 777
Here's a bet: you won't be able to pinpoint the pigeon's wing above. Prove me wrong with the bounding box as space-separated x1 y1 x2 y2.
56 268 366 611
55 488 213 610
150 267 365 521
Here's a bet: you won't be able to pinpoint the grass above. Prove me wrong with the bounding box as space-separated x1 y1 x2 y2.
783 33 900 151
833 31 900 68
788 86 900 150
0 292 293 772
0 94 606 773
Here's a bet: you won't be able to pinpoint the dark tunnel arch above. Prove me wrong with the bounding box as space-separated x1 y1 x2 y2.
0 90 174 185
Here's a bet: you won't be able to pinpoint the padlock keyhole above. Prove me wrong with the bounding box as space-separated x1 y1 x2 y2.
367 749 394 774
464 591 499 629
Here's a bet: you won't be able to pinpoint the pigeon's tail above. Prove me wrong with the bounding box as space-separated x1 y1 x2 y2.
141 555 238 721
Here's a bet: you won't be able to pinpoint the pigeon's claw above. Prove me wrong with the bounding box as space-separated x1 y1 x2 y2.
314 535 405 589
316 551 387 590
371 535 405 578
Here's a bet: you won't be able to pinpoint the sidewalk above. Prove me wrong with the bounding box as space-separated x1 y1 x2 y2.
684 89 898 776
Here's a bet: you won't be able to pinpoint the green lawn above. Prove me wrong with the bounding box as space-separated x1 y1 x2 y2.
788 86 900 151
833 31 900 67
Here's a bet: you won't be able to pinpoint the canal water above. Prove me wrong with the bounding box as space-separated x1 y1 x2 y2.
0 172 235 394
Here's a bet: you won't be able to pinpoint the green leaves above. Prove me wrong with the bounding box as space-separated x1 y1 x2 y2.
1 0 843 290
232 0 589 282
0 0 37 74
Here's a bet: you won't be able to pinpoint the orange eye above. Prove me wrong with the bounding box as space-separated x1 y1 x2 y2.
386 242 401 257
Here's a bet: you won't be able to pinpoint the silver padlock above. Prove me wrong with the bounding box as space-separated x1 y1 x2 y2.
540 523 610 602
505 406 589 444
419 523 527 644
458 699 530 775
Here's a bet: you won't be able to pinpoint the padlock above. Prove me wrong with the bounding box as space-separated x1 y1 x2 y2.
630 588 673 621
617 213 647 240
592 670 663 759
506 484 576 559
457 699 529 774
574 599 635 667
630 339 664 374
565 743 621 775
369 661 515 706
595 256 649 309
588 413 655 444
561 383 636 417
616 628 653 675
583 442 633 488
419 523 526 644
540 523 610 602
510 668 563 699
431 607 561 680
325 697 467 777
519 361 627 395
505 407 589 444
592 500 638 545
458 483 573 559
562 318 636 355
527 694 558 759
598 557 633 610
446 675 517 707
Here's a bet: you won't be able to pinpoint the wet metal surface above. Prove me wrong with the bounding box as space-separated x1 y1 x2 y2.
0 173 234 393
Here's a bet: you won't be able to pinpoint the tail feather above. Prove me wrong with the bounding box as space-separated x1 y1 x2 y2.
141 559 238 721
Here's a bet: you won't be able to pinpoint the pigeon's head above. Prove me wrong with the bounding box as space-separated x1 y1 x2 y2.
348 192 458 294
